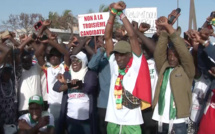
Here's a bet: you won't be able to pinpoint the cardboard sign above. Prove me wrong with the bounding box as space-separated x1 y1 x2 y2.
78 12 109 37
125 8 157 34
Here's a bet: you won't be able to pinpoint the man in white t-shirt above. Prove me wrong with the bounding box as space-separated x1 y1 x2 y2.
104 2 151 134
35 39 70 133
18 51 42 115
18 95 54 134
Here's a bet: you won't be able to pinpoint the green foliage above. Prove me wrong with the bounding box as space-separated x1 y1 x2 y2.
48 10 77 29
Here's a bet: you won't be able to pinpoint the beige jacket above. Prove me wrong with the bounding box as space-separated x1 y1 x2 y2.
153 31 195 118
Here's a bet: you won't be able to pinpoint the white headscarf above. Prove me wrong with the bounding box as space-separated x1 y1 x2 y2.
70 51 88 82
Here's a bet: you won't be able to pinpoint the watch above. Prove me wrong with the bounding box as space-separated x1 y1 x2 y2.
202 40 209 46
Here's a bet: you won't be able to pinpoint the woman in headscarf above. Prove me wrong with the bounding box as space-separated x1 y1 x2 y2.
53 51 98 134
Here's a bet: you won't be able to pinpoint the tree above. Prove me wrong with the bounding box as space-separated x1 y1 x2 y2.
48 10 78 30
48 10 78 40
99 4 109 12
1 13 43 34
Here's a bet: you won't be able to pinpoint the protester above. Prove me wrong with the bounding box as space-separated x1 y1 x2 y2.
152 16 195 134
0 66 17 134
88 37 110 134
104 1 151 134
53 51 97 134
34 20 70 133
18 95 54 134
1 3 215 134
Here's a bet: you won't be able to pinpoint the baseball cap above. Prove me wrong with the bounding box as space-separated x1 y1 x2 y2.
29 95 44 105
110 40 131 54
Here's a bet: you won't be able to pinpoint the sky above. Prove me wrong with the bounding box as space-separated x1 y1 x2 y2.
0 0 215 34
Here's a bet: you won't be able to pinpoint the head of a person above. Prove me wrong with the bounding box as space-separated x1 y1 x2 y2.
167 43 180 68
21 51 32 70
1 66 13 82
28 95 43 122
111 41 132 70
49 48 62 66
70 51 88 72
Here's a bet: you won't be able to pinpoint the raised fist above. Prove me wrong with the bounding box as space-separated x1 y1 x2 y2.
132 21 138 30
139 22 150 33
113 1 126 11
43 20 52 26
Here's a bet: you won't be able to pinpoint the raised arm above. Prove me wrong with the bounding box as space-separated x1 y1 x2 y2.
120 9 142 56
161 17 195 78
201 11 215 29
153 17 169 73
0 43 10 65
70 37 92 55
34 42 46 66
17 35 35 51
132 21 156 54
104 3 116 57
46 39 70 67
84 37 95 59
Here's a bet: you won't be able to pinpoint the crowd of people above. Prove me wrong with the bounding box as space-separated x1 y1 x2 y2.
0 1 215 134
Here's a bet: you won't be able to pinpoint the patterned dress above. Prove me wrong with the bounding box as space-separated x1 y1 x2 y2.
0 69 17 126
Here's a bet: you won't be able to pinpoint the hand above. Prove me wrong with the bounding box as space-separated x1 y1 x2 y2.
209 67 215 77
155 16 168 34
10 32 16 38
184 39 192 48
209 70 215 77
68 42 77 48
132 21 138 30
156 16 169 27
43 20 52 26
113 1 126 11
72 36 78 43
168 9 180 25
37 116 49 128
139 22 150 33
96 36 104 48
18 119 32 130
56 73 66 84
71 79 80 89
29 34 38 41
210 11 215 18
206 16 213 22
187 30 200 47
48 33 57 40
199 28 210 40
85 36 92 46
19 34 28 43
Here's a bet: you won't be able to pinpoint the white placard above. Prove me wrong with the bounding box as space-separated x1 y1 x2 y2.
78 12 109 37
125 8 157 34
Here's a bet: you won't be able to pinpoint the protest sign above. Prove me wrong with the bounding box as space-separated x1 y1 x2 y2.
125 8 157 33
78 12 109 37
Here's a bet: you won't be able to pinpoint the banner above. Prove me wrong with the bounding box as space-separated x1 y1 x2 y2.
125 8 157 34
78 12 109 37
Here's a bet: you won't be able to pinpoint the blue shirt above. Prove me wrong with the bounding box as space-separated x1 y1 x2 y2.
88 48 110 108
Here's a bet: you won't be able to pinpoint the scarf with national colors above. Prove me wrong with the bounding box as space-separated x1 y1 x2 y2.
158 68 176 120
114 57 133 109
